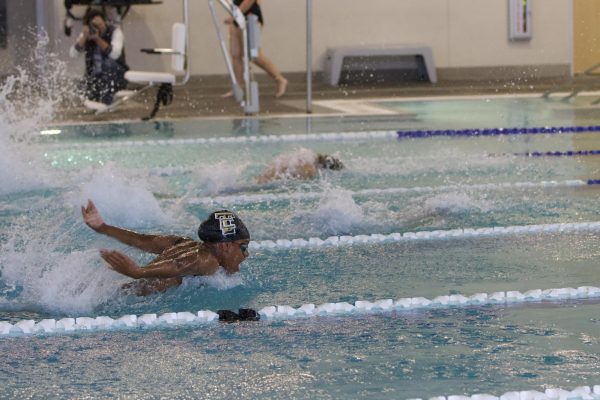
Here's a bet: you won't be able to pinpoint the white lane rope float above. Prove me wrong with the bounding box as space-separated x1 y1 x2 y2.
48 130 398 149
249 220 600 251
188 179 589 206
0 285 599 337
420 385 600 400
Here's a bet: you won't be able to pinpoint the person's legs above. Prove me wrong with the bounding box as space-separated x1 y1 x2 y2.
222 24 244 98
226 23 288 98
252 49 287 98
97 60 127 105
85 75 102 102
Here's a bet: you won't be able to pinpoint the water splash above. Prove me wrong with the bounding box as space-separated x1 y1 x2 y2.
1 29 77 143
0 30 78 195
0 213 122 316
423 192 491 214
182 268 244 291
70 163 170 228
291 185 365 236
189 160 247 196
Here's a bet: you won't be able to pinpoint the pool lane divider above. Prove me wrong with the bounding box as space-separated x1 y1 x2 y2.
397 125 600 139
249 220 600 251
1 285 599 337
189 179 592 206
48 125 600 150
515 149 600 157
50 130 398 149
423 385 600 400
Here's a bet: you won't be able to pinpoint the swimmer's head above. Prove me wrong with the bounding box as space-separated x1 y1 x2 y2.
317 154 344 170
198 210 250 243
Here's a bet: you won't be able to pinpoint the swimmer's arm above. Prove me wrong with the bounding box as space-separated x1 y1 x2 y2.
123 277 182 296
294 162 318 180
82 199 183 253
257 166 276 184
100 250 213 279
96 225 184 254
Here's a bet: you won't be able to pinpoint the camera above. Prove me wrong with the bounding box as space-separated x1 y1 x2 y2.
88 25 97 35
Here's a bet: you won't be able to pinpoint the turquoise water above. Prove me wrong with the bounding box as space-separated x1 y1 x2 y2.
1 303 599 399
2 97 600 398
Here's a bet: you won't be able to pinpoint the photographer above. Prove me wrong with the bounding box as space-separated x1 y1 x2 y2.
69 9 128 108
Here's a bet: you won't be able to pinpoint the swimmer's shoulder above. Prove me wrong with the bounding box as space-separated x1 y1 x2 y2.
171 237 199 248
188 243 221 275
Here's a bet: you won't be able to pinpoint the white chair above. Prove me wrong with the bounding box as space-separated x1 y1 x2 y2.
105 22 190 120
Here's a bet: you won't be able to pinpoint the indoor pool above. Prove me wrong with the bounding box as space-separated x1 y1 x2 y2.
1 96 600 399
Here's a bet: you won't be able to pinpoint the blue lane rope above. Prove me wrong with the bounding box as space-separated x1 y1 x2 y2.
515 150 600 157
397 125 600 139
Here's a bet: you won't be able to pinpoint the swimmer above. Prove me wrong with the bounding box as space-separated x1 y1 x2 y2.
81 200 250 296
257 148 344 184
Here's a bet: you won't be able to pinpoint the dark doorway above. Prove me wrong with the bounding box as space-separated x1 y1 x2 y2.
0 0 6 48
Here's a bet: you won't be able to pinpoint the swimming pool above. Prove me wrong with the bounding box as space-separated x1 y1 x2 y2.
1 95 600 399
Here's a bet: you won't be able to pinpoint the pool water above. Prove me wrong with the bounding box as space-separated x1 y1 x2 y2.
379 94 600 131
1 303 599 399
1 95 600 398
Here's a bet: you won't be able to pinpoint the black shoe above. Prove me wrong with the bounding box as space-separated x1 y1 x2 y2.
238 308 260 321
217 309 240 322
217 308 261 322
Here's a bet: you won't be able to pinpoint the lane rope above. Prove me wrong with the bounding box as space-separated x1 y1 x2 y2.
422 385 600 400
188 179 591 206
249 220 600 251
515 150 600 157
48 130 398 149
397 125 600 139
0 285 598 337
46 125 600 150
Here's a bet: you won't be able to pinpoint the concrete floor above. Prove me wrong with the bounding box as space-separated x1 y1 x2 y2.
53 72 600 124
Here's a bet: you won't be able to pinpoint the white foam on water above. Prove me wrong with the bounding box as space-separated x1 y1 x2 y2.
291 186 365 236
0 31 78 196
423 191 492 214
69 163 170 228
181 267 244 291
0 227 122 315
188 161 247 197
0 72 49 195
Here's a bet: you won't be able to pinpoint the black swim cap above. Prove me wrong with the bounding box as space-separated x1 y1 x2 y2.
198 210 250 243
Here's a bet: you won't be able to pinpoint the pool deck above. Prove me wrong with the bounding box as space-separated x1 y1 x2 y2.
53 73 600 124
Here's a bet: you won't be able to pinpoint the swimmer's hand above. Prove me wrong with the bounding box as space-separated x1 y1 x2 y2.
100 249 142 279
81 199 104 231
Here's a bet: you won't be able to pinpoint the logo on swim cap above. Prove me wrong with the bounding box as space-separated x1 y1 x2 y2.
198 210 250 242
214 211 236 237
